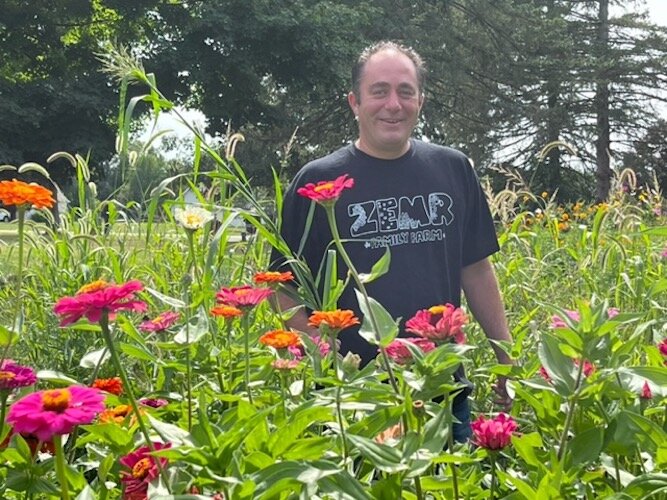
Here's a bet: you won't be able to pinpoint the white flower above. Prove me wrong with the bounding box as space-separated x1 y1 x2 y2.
174 206 214 230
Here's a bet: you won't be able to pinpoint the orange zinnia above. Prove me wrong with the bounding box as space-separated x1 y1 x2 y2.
259 329 301 349
253 271 294 284
210 305 243 318
98 404 142 425
308 309 360 332
0 179 55 209
92 376 123 396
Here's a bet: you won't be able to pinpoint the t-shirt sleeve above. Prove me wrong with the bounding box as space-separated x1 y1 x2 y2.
461 158 500 266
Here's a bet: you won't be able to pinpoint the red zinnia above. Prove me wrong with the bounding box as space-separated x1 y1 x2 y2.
659 338 667 358
296 174 354 204
0 429 55 456
471 413 518 450
139 311 180 333
215 285 273 309
0 179 55 209
640 381 653 400
385 337 437 365
120 442 171 499
92 376 123 396
53 280 147 326
0 360 37 391
7 386 105 441
405 304 468 344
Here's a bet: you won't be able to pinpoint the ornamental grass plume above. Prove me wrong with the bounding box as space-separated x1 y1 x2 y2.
215 285 273 309
253 271 294 285
405 304 468 344
7 386 105 441
173 206 214 230
53 280 147 326
120 442 171 499
308 309 360 333
0 360 37 391
92 376 123 396
471 412 518 450
0 179 55 209
139 311 180 333
296 174 354 204
259 329 302 349
210 304 243 318
385 337 436 365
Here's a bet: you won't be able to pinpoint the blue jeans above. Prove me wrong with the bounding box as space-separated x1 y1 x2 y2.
452 393 472 443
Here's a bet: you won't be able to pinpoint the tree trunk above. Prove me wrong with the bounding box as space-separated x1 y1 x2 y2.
595 0 612 201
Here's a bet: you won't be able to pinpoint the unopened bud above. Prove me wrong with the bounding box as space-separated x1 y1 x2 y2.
342 352 361 371
412 400 425 418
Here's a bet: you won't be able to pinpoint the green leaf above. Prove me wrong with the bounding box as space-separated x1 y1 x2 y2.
0 325 19 347
359 247 391 284
538 333 576 396
511 432 544 469
144 286 186 308
78 423 134 448
173 312 209 345
79 346 109 369
568 426 604 467
346 433 408 473
118 342 158 363
36 370 79 385
497 469 538 498
249 460 341 498
354 289 399 347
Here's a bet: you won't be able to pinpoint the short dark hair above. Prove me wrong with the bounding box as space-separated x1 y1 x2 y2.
351 41 426 99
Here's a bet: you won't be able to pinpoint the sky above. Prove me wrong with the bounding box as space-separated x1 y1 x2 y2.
646 0 667 25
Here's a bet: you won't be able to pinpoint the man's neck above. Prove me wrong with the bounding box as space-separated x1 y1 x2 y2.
354 139 411 160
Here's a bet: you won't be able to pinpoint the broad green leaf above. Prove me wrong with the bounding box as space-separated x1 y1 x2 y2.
354 289 399 347
346 433 408 473
568 426 604 467
144 287 186 308
36 370 79 385
359 247 391 284
0 325 19 347
79 346 109 369
119 342 158 363
249 460 341 498
511 432 544 469
538 333 576 396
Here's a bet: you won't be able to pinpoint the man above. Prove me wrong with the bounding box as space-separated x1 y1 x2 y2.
273 41 513 441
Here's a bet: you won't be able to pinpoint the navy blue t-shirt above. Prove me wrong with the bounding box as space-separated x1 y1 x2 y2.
273 139 499 365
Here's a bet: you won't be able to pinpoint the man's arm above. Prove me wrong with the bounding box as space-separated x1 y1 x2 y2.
461 257 513 408
273 288 319 336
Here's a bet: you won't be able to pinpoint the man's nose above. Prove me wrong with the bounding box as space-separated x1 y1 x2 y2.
384 90 401 111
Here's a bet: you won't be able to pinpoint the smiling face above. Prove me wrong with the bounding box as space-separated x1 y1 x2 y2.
348 49 424 159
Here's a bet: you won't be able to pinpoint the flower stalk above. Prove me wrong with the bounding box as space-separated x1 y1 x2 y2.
53 434 70 500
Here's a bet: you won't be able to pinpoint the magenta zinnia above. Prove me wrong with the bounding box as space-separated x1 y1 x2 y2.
405 304 468 344
471 413 518 450
0 360 37 391
7 386 105 441
296 174 354 204
120 442 171 498
385 337 436 365
215 285 273 308
139 311 180 333
53 279 147 326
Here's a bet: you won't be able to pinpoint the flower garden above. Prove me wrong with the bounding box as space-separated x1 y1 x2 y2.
0 67 666 499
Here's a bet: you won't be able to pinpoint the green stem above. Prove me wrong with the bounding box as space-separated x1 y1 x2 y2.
557 359 585 461
445 396 459 500
489 452 497 500
53 434 70 500
324 206 401 397
332 342 349 462
613 454 621 491
242 315 253 404
99 311 170 492
226 322 234 393
0 392 8 438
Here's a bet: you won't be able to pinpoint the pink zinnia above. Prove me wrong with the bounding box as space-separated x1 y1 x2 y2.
640 381 652 400
215 285 273 309
272 359 301 371
538 366 551 382
405 304 468 344
385 337 437 365
0 360 37 391
288 335 331 359
296 174 355 204
574 359 596 377
471 413 518 450
658 338 667 358
139 311 180 333
120 442 171 498
7 386 105 441
550 310 580 329
139 398 169 409
53 280 147 326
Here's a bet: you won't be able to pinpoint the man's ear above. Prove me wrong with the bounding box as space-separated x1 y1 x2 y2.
418 92 425 112
348 91 359 117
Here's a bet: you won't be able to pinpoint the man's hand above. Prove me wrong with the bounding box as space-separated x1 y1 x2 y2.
492 376 513 412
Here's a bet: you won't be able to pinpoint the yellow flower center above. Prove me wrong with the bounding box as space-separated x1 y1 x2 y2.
132 458 153 479
77 280 108 295
313 182 334 193
0 371 16 381
184 213 203 226
41 389 71 412
428 305 446 315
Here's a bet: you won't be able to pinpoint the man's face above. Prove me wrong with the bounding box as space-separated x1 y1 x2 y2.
348 49 423 159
